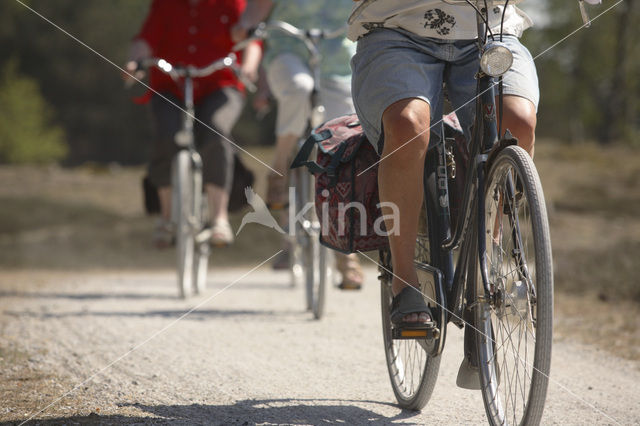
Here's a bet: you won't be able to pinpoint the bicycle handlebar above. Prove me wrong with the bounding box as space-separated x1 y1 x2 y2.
232 20 346 57
138 54 236 79
136 53 256 92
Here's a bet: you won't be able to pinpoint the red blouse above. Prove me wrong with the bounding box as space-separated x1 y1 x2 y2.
136 0 247 103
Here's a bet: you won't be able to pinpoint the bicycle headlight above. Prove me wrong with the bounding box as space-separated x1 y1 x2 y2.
480 42 513 77
158 59 173 73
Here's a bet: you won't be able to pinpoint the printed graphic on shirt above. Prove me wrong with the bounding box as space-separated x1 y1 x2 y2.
423 9 456 36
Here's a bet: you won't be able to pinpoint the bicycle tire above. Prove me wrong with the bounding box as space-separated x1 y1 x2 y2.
289 168 304 289
299 170 327 319
173 150 195 299
192 174 209 295
309 238 327 319
193 242 209 295
380 218 441 410
474 145 553 425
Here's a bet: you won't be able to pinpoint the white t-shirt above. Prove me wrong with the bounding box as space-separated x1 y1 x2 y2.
347 1 533 41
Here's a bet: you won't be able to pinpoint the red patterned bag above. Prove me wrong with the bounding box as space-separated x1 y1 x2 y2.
290 114 389 253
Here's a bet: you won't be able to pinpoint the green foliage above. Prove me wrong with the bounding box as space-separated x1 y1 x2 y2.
0 0 278 166
0 0 637 165
0 0 155 165
0 60 67 164
526 0 640 145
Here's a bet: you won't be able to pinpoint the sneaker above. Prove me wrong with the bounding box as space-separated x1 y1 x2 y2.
211 220 234 246
153 218 174 249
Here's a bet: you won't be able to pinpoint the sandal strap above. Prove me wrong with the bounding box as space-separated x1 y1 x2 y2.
390 286 432 325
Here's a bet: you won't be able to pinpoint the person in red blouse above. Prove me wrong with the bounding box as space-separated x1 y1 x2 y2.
125 0 261 247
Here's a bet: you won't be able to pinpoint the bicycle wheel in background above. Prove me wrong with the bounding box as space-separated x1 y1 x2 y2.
289 167 304 288
305 231 327 319
380 210 441 410
300 171 327 319
192 162 209 295
291 163 327 319
173 150 196 299
474 145 553 425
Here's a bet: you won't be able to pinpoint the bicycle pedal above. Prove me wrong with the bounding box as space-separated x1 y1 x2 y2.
392 327 440 340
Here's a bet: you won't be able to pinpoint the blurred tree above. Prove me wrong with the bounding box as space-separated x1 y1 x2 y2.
526 0 639 145
0 0 154 165
0 59 67 163
0 0 274 166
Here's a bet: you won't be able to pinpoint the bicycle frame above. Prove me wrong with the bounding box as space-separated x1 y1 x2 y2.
375 1 560 417
416 4 519 352
241 21 346 315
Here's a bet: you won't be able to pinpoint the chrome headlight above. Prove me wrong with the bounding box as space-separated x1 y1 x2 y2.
480 42 513 77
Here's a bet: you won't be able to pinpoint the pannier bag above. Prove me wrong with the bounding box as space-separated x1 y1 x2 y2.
290 113 389 253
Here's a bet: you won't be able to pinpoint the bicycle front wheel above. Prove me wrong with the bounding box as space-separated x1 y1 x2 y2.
173 150 195 299
474 145 553 425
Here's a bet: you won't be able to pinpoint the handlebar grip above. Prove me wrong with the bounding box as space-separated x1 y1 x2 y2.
134 61 145 72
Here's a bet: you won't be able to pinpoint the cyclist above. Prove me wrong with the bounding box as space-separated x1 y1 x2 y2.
125 0 261 247
348 1 541 326
232 0 365 290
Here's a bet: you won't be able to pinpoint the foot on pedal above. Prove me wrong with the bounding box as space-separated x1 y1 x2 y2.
390 287 435 329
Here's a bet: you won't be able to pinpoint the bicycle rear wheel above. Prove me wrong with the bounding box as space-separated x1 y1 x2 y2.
173 150 195 299
380 222 441 410
305 235 327 319
298 170 327 319
474 145 553 425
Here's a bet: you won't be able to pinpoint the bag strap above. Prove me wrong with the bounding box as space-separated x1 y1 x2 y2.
289 129 332 174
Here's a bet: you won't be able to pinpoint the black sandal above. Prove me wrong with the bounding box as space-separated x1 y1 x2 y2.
390 286 435 329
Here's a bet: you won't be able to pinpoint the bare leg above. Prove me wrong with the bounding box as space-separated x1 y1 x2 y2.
492 95 537 242
158 186 172 221
206 183 229 224
380 98 432 324
272 133 299 175
268 133 298 208
497 95 537 157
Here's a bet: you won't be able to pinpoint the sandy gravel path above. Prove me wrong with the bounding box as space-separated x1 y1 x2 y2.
1 266 639 425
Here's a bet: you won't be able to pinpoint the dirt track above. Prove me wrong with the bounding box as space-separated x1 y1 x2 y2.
1 266 639 425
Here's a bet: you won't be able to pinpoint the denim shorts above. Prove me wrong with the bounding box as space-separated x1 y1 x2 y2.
350 29 539 150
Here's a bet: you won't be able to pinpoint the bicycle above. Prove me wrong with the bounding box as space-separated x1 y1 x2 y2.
136 54 252 299
237 21 347 319
348 1 560 422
